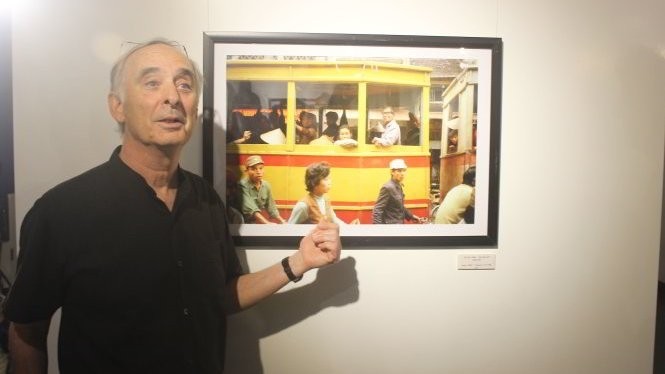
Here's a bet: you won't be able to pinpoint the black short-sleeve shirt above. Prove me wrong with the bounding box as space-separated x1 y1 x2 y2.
4 147 244 373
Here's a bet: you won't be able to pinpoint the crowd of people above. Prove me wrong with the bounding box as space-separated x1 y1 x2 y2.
229 155 475 226
228 105 423 148
225 95 475 225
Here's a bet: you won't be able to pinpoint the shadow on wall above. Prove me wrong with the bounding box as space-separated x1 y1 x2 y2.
224 254 359 374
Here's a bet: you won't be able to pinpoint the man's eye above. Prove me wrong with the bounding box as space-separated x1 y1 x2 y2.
176 81 193 92
145 80 160 89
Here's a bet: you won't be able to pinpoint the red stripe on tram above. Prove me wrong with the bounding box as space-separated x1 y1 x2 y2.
238 154 430 169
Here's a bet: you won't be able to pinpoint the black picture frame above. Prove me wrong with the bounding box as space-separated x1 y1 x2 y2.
202 32 502 247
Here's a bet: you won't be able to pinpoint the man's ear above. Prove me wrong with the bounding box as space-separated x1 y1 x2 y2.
107 93 125 124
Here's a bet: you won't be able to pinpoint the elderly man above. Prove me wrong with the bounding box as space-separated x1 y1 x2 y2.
371 106 401 146
4 39 341 374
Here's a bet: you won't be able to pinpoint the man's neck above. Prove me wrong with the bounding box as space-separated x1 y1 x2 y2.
119 141 181 209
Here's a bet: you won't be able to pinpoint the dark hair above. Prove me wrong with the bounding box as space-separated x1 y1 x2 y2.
325 111 339 121
463 166 476 186
299 111 317 123
305 162 331 192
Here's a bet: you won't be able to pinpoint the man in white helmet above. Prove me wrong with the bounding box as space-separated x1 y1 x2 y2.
372 159 425 224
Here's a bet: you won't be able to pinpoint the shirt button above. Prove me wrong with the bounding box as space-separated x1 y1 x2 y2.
183 308 190 316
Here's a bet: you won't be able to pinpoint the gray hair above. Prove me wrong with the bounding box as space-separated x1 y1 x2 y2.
109 38 203 101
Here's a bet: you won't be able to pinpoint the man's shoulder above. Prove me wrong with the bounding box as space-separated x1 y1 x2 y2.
449 183 473 194
42 160 114 201
177 169 224 204
180 167 212 186
179 168 210 187
26 160 116 220
238 178 251 188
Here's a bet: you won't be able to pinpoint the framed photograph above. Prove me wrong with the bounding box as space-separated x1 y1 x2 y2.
202 32 502 247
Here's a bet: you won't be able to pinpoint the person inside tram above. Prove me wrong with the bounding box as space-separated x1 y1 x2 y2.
296 111 318 144
246 105 274 144
367 120 384 143
447 128 459 153
227 111 252 144
334 125 358 148
227 104 273 145
371 106 401 147
269 104 286 135
310 125 336 145
324 111 340 139
230 81 261 110
288 162 360 225
227 82 270 144
404 112 421 146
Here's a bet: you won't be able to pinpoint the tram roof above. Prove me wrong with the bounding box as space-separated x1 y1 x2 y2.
226 59 433 73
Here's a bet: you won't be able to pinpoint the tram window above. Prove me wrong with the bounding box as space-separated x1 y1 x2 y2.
227 80 287 145
366 84 422 146
447 128 459 154
295 83 359 144
447 96 459 120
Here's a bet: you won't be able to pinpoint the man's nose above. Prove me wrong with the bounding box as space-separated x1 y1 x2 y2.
163 83 180 106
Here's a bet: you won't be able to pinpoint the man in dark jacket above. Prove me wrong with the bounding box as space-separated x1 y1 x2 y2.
372 159 425 224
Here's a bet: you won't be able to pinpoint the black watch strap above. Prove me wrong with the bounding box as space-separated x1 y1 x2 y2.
281 256 303 283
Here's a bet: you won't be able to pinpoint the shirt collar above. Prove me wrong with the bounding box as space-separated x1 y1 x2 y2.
108 146 190 211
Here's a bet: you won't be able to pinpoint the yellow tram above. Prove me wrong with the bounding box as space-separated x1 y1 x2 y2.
225 59 433 224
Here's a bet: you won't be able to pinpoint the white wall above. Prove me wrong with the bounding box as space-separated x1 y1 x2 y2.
11 0 665 373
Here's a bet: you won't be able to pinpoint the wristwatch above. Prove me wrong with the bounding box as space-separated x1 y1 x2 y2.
281 256 303 283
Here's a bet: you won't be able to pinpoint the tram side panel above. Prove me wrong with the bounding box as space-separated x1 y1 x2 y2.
230 153 431 224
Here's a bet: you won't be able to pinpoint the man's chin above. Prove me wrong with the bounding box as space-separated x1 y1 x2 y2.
157 129 192 145
144 135 191 153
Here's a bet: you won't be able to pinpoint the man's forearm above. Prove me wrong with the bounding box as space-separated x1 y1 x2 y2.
225 220 341 313
226 253 305 312
9 320 50 374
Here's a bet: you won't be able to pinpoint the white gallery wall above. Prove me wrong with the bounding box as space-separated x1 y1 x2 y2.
10 0 665 373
